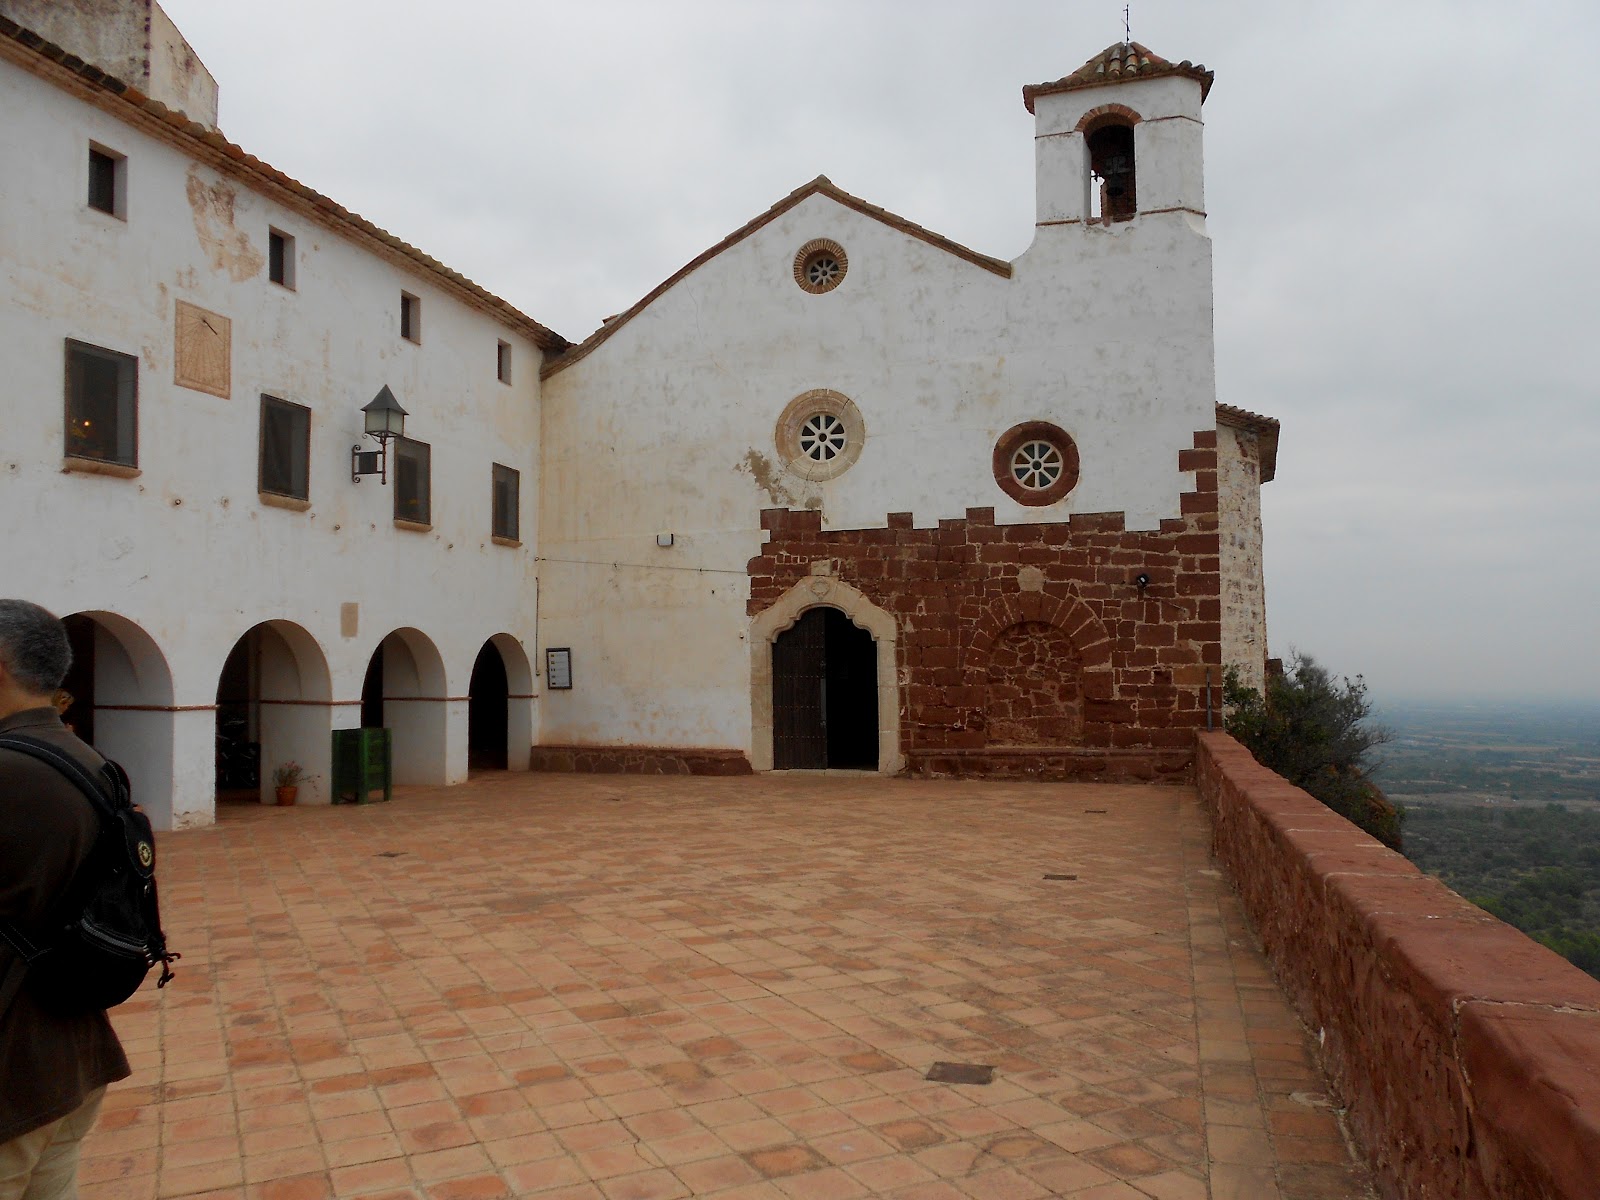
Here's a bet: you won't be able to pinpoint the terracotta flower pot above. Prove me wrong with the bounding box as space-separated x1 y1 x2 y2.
275 785 298 806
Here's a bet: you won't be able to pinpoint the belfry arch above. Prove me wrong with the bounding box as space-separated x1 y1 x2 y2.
749 576 901 774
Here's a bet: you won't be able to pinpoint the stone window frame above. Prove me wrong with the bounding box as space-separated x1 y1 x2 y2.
268 228 296 289
491 462 519 543
793 239 848 295
87 143 126 219
400 291 421 343
393 436 431 527
775 389 865 482
63 338 138 470
258 394 311 503
992 420 1080 506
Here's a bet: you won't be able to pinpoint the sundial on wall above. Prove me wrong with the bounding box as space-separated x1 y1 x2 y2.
174 299 231 397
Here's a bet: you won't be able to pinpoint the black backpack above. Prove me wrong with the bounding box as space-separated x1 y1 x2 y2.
0 735 178 1014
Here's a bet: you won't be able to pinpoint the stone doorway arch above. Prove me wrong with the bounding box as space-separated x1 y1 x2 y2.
750 576 901 773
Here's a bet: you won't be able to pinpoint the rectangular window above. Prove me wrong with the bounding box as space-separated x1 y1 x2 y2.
87 145 125 218
64 340 137 466
400 292 420 342
268 229 295 289
259 395 310 500
492 463 519 541
496 340 512 384
394 438 431 525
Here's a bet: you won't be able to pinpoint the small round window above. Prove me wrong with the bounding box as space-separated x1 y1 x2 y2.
776 390 865 481
993 421 1080 506
793 239 848 295
1011 440 1064 490
799 412 848 462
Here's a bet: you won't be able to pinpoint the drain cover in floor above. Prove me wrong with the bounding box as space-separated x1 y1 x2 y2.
926 1061 994 1085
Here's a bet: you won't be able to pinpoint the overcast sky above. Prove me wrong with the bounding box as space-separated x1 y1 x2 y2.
159 0 1600 705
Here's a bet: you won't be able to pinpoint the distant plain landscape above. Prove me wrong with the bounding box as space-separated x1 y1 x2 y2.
1373 699 1600 979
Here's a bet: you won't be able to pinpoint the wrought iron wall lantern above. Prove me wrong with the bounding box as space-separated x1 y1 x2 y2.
351 385 408 483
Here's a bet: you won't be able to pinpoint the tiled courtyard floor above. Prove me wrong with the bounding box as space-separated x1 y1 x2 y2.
84 773 1377 1199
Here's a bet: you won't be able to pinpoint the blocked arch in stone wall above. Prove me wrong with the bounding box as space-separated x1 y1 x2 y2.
749 576 902 774
968 593 1112 747
968 592 1112 668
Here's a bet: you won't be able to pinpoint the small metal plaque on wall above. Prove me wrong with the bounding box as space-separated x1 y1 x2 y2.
545 648 573 690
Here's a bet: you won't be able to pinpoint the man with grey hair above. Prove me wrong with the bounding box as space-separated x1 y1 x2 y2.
0 600 129 1199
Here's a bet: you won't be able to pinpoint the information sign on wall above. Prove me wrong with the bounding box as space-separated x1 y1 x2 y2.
545 647 573 690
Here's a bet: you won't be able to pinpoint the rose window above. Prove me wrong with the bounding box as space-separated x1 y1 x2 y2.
1011 440 1064 490
799 412 848 462
804 255 841 289
793 239 848 294
992 421 1080 505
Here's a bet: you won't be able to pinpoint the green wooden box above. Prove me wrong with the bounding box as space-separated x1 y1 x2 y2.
332 727 392 804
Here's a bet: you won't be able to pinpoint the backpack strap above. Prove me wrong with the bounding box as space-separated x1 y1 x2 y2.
0 735 120 821
0 735 119 1016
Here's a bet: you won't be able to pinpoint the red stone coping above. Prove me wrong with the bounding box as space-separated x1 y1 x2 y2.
1195 731 1600 1200
529 745 753 776
908 746 1190 784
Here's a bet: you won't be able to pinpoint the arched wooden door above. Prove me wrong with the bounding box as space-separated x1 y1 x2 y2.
772 608 877 770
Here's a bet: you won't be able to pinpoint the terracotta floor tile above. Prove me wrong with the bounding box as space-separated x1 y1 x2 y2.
83 776 1375 1200
422 1174 511 1200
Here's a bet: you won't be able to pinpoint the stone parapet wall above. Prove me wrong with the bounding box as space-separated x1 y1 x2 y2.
906 746 1190 782
528 745 753 776
1195 731 1600 1199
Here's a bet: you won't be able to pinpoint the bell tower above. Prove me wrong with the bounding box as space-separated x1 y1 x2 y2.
1023 42 1212 229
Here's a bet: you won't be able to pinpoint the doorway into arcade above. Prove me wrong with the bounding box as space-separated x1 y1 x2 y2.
771 607 878 770
467 641 509 770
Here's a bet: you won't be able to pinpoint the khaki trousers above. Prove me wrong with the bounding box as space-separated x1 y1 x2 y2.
0 1089 106 1200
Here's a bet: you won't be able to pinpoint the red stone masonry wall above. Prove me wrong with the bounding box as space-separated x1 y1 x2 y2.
528 746 753 776
747 432 1224 782
1196 732 1600 1200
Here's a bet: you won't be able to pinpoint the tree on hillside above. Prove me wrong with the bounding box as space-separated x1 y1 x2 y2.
1223 652 1401 849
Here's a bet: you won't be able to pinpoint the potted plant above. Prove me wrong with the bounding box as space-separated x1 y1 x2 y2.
271 761 308 806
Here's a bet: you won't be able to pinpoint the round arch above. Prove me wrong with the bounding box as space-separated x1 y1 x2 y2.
215 619 334 805
749 575 901 773
61 611 180 828
468 634 535 772
362 627 452 785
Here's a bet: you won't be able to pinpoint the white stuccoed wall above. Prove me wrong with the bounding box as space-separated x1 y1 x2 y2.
0 55 545 827
0 0 219 127
540 71 1217 754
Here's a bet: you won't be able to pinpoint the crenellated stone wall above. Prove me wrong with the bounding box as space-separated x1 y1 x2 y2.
744 431 1227 782
1195 731 1600 1199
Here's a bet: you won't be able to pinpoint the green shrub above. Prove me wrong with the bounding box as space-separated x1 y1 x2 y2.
1223 653 1402 849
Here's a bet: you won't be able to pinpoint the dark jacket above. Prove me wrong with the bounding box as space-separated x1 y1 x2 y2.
0 707 131 1143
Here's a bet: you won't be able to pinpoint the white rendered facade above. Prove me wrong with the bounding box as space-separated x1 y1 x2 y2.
1 12 555 827
1 11 1273 822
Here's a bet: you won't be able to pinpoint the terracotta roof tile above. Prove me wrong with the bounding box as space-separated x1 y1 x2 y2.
1023 41 1214 112
0 15 569 352
1215 402 1280 482
542 175 1012 379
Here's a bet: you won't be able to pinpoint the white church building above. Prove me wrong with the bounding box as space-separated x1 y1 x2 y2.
0 0 1276 829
